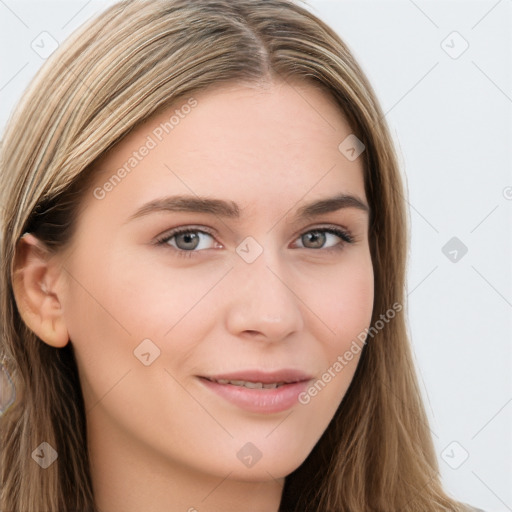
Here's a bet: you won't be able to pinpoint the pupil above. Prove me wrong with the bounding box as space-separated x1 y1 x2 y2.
305 231 325 248
177 232 199 250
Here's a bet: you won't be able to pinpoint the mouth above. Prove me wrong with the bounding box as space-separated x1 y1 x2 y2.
204 378 288 389
197 370 313 414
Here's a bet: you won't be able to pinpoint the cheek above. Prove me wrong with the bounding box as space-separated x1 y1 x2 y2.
296 252 373 399
293 255 373 422
61 269 134 408
61 253 227 400
336 263 374 336
64 247 226 340
304 253 374 348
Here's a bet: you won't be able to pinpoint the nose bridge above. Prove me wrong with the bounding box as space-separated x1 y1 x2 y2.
224 236 304 341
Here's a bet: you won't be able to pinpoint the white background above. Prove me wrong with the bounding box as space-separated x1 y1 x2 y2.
1 1 511 510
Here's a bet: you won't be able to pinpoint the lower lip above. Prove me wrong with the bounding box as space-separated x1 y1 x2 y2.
199 378 310 414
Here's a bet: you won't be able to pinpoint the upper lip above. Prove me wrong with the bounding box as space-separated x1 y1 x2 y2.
200 369 314 384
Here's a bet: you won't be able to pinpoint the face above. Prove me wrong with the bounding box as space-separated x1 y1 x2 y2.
55 80 373 483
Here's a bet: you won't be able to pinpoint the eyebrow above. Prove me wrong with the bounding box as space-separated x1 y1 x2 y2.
125 193 369 223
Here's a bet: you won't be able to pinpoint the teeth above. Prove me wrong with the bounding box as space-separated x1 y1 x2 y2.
212 379 285 389
243 381 263 389
229 380 246 386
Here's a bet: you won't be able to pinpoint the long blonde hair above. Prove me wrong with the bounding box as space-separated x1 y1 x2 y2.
1 1 469 510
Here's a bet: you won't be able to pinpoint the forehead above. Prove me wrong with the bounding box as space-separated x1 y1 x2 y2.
83 80 366 225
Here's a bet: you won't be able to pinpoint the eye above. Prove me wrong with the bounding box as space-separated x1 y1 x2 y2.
155 225 354 258
155 227 219 256
293 227 354 251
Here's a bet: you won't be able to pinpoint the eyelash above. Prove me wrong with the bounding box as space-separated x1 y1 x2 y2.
154 225 355 259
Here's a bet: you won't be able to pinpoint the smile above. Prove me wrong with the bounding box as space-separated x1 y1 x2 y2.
198 370 313 414
206 378 287 389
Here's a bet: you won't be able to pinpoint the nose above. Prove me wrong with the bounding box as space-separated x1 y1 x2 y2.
224 245 304 343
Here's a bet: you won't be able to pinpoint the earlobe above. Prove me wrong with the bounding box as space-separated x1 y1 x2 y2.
12 233 69 348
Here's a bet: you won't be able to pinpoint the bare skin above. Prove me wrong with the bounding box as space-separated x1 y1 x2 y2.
14 79 373 512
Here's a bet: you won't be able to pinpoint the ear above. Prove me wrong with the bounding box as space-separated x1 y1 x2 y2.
12 233 69 348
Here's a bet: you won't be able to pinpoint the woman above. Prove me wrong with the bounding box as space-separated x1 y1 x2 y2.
0 0 483 510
